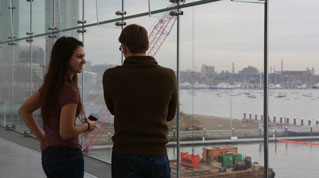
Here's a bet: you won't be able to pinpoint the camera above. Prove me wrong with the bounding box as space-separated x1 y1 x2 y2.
88 113 99 121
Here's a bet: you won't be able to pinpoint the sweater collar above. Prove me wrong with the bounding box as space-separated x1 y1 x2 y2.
123 56 157 64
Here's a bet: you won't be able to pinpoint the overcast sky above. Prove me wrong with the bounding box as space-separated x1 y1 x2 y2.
78 0 319 73
16 0 319 73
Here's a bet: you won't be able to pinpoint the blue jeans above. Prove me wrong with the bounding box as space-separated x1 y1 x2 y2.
42 147 84 178
112 152 171 178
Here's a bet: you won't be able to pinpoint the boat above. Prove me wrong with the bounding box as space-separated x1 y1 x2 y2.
312 83 319 89
302 93 312 97
296 84 307 89
170 146 275 178
247 94 257 98
275 92 287 98
269 84 282 89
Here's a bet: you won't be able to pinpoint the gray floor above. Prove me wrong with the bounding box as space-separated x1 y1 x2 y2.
0 137 47 178
0 127 111 178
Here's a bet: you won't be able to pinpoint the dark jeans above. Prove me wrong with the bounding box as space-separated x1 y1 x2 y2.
42 147 84 178
112 152 171 178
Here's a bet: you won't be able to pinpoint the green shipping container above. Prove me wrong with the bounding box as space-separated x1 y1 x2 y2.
222 155 233 168
233 154 242 163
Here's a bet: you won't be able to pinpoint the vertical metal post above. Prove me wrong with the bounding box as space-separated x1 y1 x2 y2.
263 0 269 177
95 0 99 25
11 44 14 124
148 0 151 16
53 0 55 30
4 102 6 126
176 1 181 177
29 0 33 98
80 0 85 147
81 0 85 100
8 0 15 126
230 96 232 135
121 0 124 64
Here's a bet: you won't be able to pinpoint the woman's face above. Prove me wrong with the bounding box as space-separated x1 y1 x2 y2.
69 46 86 74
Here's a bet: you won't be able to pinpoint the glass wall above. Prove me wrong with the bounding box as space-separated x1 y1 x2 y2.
2 0 319 177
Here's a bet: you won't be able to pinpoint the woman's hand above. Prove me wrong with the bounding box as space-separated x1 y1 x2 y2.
39 138 44 150
85 118 97 132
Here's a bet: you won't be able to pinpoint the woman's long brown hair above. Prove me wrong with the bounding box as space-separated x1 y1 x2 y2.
40 36 84 123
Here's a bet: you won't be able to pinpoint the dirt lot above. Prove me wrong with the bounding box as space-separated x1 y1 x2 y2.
168 113 259 131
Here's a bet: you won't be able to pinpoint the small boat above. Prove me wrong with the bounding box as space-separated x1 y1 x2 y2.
312 83 319 89
302 93 312 97
247 94 257 98
275 92 287 98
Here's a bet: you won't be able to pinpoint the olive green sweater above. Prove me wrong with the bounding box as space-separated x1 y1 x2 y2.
103 56 177 155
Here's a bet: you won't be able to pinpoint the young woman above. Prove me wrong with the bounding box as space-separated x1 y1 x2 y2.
19 36 96 178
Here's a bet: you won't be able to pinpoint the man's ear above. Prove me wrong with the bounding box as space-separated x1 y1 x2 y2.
123 44 128 54
146 44 149 51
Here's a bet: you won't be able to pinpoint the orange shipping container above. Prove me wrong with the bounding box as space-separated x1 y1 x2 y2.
202 146 238 162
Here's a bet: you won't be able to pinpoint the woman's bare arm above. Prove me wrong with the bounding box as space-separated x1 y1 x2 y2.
59 103 96 140
18 91 45 142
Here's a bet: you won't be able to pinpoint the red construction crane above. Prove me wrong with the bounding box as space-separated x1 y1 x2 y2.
147 1 185 56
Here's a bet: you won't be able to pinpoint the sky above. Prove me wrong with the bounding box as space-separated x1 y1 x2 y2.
9 0 319 74
81 0 319 73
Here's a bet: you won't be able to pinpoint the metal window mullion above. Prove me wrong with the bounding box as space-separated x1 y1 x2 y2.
176 1 181 177
58 0 62 29
80 0 85 114
53 0 55 29
9 0 15 40
10 45 14 125
81 0 85 98
263 0 269 177
48 0 57 39
95 0 99 26
80 0 85 147
121 0 125 64
9 0 15 127
29 0 33 97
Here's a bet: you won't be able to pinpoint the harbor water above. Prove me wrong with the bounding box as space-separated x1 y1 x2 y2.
180 89 319 123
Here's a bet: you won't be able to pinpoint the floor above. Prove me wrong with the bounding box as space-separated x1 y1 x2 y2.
0 127 111 178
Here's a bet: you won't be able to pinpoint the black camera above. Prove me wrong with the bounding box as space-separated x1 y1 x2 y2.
88 113 99 121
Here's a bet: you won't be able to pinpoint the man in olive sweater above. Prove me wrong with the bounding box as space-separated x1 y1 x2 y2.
103 24 177 178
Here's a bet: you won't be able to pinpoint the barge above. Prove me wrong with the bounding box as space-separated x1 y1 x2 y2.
170 146 275 178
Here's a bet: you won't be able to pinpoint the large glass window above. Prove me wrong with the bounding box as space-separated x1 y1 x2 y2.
3 0 319 177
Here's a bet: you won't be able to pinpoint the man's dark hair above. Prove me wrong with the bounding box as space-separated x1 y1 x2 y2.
119 24 149 54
